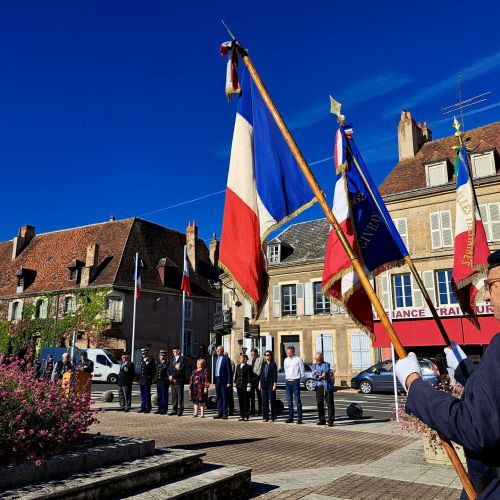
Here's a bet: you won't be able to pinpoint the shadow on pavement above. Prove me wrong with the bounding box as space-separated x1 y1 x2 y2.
250 482 279 497
170 437 271 451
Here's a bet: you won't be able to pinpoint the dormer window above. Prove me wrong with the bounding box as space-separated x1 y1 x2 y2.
471 151 496 178
268 244 280 263
69 268 78 281
15 266 34 293
425 161 449 187
67 260 84 283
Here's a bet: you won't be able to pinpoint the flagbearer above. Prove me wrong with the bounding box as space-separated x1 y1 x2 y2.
155 350 170 415
138 347 156 414
395 249 500 499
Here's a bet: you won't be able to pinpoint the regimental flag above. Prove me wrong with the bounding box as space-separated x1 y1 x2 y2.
134 256 144 300
322 125 408 336
181 245 191 296
220 70 316 313
452 144 489 327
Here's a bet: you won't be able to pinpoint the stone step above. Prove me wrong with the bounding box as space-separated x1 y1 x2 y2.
123 462 252 499
0 449 205 499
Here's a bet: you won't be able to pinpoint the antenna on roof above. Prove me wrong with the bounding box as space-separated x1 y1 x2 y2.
441 75 491 131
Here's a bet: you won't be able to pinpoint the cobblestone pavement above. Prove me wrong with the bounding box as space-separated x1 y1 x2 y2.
91 408 462 499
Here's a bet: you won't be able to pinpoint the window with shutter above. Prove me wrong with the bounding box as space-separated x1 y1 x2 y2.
429 211 453 249
430 212 442 249
281 285 297 316
393 274 413 308
184 299 193 320
426 162 448 186
394 218 409 250
296 283 305 316
351 332 371 370
379 274 390 309
480 204 491 241
422 270 436 306
313 282 331 314
489 203 500 241
273 285 281 318
471 151 495 178
411 275 423 308
304 282 314 315
436 270 458 305
440 211 453 247
315 334 334 367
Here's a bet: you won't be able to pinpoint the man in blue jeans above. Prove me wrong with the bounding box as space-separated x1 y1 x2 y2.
283 346 305 424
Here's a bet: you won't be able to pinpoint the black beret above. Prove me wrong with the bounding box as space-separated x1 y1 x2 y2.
487 249 500 270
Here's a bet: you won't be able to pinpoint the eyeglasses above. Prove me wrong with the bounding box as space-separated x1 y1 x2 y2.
484 278 500 292
264 354 271 357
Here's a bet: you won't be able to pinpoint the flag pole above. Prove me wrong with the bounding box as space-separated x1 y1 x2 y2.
343 140 453 347
180 245 187 355
131 252 139 364
385 270 400 421
229 35 475 499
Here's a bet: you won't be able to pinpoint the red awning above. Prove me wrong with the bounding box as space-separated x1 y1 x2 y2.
372 316 498 347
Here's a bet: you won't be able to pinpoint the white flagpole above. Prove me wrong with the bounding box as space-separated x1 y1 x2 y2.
180 245 187 354
131 252 139 364
385 270 399 421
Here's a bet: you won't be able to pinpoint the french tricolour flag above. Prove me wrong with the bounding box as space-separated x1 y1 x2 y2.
452 145 489 326
181 245 191 296
220 70 315 312
134 256 143 300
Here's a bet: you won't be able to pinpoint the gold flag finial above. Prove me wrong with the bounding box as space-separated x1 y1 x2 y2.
329 95 345 125
453 115 463 137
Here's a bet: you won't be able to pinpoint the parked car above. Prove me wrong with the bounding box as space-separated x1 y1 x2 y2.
277 363 335 391
350 358 447 394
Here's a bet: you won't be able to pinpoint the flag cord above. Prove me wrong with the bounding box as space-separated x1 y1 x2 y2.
234 40 476 500
344 141 452 348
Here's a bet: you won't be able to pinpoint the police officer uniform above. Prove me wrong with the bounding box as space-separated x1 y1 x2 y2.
118 352 135 411
78 352 94 373
155 350 170 415
139 348 156 413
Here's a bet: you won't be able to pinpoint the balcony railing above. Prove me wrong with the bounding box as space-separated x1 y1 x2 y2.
213 309 232 332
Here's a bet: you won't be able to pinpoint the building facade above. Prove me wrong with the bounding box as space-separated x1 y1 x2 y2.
0 218 221 368
219 114 500 385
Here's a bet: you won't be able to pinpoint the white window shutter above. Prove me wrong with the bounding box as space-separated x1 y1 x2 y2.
380 274 390 309
265 336 273 352
489 203 500 241
479 204 492 241
412 274 423 308
8 302 13 320
273 285 281 318
395 218 409 250
422 271 436 306
430 212 442 249
41 299 48 319
304 282 314 315
441 211 453 247
244 299 252 319
296 283 305 316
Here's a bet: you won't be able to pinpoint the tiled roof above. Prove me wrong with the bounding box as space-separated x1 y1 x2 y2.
269 219 329 265
0 218 220 299
379 121 500 196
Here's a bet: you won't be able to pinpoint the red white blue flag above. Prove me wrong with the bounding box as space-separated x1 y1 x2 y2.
134 256 144 300
181 245 191 296
322 125 407 336
220 70 316 313
452 145 489 327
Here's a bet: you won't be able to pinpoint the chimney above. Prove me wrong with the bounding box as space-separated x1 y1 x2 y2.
186 221 198 273
12 225 36 260
209 233 219 269
80 243 99 287
397 110 431 161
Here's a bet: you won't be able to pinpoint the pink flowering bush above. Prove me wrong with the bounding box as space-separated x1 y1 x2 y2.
394 382 464 453
0 359 99 465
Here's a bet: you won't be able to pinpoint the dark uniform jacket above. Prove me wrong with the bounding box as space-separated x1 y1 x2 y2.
234 363 253 390
156 360 170 387
406 332 500 499
167 356 186 384
79 359 94 373
118 360 135 386
52 360 73 381
140 355 156 385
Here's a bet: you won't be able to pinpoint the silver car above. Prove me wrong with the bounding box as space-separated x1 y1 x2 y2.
276 364 316 391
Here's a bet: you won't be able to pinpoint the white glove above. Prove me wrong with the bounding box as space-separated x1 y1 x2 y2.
444 342 467 371
246 386 251 392
233 386 237 393
395 352 421 393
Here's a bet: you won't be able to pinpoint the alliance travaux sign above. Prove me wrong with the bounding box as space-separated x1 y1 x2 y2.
373 302 493 321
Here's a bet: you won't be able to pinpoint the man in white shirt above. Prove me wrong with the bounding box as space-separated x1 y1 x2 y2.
283 346 305 424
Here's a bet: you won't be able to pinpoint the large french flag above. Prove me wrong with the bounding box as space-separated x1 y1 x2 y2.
452 145 489 326
220 70 315 312
181 245 191 296
322 125 407 336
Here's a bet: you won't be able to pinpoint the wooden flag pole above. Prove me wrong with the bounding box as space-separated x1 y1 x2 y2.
344 141 453 347
228 36 476 499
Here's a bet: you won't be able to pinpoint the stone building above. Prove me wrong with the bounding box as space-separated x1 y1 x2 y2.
219 114 500 386
0 218 221 367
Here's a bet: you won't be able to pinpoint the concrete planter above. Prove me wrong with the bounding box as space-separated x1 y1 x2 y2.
423 436 466 466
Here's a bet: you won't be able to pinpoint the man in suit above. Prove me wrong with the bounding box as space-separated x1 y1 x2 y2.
77 351 94 374
311 352 335 427
138 347 156 413
235 353 253 421
249 348 263 415
118 351 135 412
213 345 232 420
155 350 170 415
224 351 235 416
396 249 500 498
167 347 186 416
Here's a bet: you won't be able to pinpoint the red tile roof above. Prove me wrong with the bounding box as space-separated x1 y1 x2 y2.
379 121 500 196
0 218 220 299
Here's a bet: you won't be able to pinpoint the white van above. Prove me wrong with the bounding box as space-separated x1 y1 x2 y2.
77 348 121 384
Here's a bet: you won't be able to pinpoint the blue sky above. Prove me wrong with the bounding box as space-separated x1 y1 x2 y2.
1 0 500 244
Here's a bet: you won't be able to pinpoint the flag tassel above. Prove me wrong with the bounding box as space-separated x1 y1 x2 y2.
233 38 476 500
